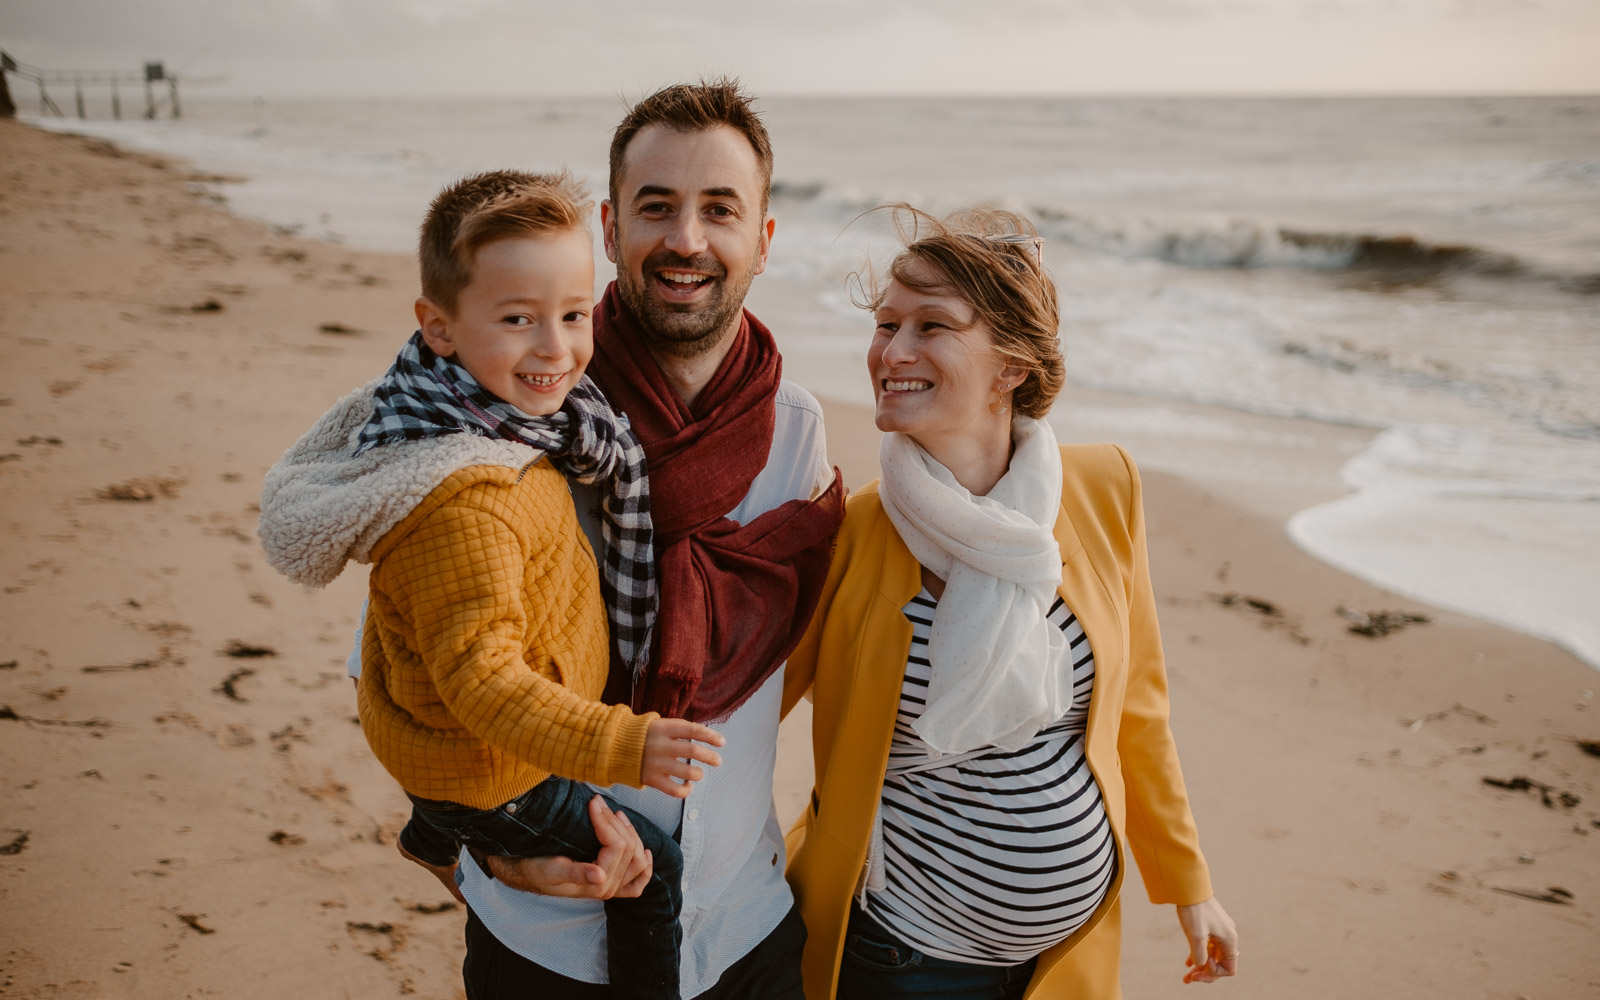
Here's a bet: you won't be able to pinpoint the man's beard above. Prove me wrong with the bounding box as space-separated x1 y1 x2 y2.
616 248 760 360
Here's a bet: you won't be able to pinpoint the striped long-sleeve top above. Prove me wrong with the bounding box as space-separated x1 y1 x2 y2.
863 589 1118 965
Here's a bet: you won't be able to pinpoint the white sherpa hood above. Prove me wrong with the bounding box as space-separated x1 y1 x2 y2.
258 379 543 588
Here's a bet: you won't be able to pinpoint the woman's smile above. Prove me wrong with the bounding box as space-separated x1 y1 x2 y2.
882 378 932 393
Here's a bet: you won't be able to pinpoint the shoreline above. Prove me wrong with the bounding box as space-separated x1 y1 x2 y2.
3 119 1598 999
24 108 1600 672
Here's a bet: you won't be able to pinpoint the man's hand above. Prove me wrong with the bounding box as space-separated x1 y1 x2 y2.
483 795 654 899
642 718 725 798
396 839 468 906
1177 896 1239 984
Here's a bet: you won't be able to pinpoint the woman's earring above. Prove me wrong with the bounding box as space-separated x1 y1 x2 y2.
990 379 1014 415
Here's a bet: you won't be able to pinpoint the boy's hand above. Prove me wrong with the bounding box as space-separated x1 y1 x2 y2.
642 718 725 798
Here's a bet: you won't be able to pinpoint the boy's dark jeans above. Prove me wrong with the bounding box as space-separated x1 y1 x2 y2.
400 776 683 1000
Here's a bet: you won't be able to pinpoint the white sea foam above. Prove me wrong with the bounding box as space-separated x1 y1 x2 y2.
1289 425 1600 667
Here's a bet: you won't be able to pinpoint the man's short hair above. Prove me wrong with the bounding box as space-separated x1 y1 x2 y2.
419 169 592 315
608 78 774 213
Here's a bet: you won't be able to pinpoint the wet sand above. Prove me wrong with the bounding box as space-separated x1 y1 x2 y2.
1 119 1596 999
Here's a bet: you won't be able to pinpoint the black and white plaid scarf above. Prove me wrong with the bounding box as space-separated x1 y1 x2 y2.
356 332 655 682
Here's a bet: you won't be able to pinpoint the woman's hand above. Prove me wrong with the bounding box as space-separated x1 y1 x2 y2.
485 795 654 899
1177 896 1239 983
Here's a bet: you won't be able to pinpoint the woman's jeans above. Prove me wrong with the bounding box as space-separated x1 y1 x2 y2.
400 776 683 1000
835 901 1038 1000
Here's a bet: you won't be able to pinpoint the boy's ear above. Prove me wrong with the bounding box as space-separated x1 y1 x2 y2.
415 296 456 357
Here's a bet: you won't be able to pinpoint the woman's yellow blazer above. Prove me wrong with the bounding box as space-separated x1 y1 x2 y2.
781 443 1214 999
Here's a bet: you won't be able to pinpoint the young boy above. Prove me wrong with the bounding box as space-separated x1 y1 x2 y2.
259 170 720 1000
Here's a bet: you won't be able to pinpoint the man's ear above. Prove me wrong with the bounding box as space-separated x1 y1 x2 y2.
600 200 619 264
751 214 776 277
415 296 456 357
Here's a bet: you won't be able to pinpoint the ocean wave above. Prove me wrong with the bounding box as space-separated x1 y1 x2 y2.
1541 159 1600 187
768 178 1600 294
1275 338 1600 442
1342 425 1600 501
1030 206 1600 293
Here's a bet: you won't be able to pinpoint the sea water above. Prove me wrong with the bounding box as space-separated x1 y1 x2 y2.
30 95 1600 668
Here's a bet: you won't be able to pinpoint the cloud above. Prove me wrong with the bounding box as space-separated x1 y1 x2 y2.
2 0 1596 95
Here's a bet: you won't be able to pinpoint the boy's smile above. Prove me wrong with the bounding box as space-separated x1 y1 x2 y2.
416 229 596 417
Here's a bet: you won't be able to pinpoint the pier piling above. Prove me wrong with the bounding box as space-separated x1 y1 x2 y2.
0 51 196 121
0 54 13 118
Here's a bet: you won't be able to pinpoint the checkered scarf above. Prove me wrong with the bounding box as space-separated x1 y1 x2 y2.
356 332 655 681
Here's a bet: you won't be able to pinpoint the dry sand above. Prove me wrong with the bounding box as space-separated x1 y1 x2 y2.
2 119 1596 999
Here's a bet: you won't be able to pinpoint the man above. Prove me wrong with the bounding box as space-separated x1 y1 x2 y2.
411 79 844 999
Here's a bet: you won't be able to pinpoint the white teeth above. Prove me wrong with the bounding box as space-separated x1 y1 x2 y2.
661 272 708 284
884 379 931 392
517 373 563 387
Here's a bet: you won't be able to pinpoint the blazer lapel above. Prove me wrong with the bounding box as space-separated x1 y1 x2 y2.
849 514 921 728
1054 499 1125 763
826 511 921 831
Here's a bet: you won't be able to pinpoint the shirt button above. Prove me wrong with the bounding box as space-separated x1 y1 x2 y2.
688 808 700 821
504 802 518 814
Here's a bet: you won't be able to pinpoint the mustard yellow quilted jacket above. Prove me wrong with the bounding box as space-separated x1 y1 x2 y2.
358 459 656 808
259 380 656 810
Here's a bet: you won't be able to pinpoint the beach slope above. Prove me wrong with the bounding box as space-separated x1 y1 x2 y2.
1 119 1596 999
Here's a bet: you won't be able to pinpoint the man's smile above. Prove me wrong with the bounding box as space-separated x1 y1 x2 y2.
651 267 720 304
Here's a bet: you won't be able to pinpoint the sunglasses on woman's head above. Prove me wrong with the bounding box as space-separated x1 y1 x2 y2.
981 232 1045 265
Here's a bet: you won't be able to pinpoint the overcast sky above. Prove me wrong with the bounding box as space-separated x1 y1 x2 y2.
3 0 1597 97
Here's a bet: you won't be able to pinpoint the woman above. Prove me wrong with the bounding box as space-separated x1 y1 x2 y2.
781 208 1239 999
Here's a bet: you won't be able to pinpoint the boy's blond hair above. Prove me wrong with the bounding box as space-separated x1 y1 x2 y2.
419 169 593 316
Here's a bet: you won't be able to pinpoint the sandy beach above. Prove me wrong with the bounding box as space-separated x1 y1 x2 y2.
2 118 1597 999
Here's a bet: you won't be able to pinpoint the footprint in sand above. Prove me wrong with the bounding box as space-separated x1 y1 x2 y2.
223 640 277 659
94 478 183 502
215 667 256 702
345 919 407 960
173 911 216 935
82 647 185 673
0 705 111 732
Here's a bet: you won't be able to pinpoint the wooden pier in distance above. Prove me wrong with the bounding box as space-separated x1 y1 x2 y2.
1 50 187 120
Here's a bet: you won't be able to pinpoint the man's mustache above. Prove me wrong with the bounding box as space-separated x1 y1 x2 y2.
643 252 727 279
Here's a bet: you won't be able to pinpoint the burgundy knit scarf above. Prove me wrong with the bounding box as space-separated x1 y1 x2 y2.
589 283 844 722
